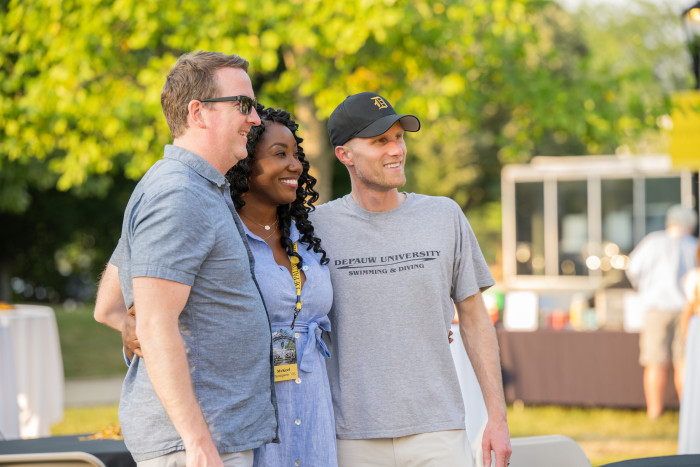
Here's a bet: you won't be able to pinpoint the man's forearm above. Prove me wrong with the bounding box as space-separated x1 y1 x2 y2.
456 293 512 466
94 262 127 331
456 294 507 419
139 319 212 448
133 277 219 458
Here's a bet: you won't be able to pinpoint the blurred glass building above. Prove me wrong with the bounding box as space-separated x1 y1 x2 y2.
501 154 694 330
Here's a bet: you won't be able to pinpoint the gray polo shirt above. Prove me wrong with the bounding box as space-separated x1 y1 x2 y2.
112 145 278 461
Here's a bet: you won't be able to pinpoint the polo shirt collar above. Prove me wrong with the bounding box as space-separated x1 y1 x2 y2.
163 144 227 187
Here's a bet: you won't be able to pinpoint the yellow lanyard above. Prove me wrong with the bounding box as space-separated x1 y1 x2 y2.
290 242 302 329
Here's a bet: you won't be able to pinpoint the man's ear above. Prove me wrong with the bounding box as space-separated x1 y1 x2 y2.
335 145 353 167
187 99 207 129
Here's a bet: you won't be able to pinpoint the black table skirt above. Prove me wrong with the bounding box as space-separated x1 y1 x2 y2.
0 435 135 467
497 328 680 408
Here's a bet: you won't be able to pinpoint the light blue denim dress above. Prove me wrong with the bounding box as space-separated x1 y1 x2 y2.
245 222 338 467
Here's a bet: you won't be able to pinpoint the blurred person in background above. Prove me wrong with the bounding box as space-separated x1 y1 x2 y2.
627 204 698 419
679 242 700 453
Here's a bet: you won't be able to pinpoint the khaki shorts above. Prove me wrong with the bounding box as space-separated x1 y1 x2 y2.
639 310 683 366
137 449 253 467
337 430 474 467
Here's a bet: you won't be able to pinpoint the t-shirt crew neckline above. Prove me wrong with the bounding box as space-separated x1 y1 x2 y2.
343 192 412 218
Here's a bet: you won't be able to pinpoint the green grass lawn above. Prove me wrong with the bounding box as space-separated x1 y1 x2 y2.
54 302 126 379
52 405 121 437
509 404 679 466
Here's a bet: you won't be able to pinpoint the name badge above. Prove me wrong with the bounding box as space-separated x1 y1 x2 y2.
272 328 298 382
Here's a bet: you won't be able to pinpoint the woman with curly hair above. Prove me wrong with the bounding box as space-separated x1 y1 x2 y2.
228 105 337 467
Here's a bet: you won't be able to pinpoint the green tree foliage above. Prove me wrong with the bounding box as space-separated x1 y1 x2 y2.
570 0 694 154
0 0 686 299
3 0 680 207
0 175 135 302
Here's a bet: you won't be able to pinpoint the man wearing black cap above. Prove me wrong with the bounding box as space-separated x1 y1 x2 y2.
310 92 512 467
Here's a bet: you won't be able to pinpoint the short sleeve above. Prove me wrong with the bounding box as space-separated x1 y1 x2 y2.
451 202 494 302
129 185 215 286
683 269 700 300
110 238 124 269
626 238 647 288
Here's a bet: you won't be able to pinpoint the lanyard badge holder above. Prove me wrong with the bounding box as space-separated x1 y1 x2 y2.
273 243 302 382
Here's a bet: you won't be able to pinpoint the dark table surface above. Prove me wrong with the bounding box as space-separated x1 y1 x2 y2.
0 435 135 467
600 454 700 466
497 328 680 408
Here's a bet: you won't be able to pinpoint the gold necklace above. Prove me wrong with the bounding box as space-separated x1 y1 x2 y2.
238 212 279 242
240 212 278 231
256 228 278 242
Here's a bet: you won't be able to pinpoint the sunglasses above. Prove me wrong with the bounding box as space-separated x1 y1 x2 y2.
199 95 257 115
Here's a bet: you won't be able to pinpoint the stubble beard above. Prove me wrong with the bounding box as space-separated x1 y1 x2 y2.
355 166 406 192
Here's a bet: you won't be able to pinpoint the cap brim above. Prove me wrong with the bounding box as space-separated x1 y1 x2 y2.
354 114 421 139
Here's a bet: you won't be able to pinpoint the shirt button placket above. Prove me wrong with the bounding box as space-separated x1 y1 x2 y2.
294 460 301 466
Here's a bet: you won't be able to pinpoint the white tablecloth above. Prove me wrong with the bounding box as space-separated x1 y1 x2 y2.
0 305 64 439
450 323 489 460
0 322 19 439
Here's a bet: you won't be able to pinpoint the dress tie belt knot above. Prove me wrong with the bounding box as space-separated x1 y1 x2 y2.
271 319 331 372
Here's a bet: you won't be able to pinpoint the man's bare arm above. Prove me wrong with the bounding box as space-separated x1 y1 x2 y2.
456 292 511 467
94 262 140 360
133 276 222 467
94 262 127 331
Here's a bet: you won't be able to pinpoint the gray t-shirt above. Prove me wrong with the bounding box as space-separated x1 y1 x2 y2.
310 193 494 439
112 145 277 461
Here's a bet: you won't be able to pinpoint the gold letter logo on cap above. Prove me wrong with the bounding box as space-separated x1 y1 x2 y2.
371 97 388 110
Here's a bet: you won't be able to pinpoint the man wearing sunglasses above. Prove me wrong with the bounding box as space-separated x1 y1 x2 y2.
94 51 278 467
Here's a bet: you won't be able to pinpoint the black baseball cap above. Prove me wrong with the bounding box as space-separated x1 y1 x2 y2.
328 92 421 148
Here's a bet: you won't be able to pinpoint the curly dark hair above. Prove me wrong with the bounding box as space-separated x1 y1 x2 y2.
226 104 329 266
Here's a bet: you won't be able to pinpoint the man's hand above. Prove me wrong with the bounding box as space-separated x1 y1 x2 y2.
122 306 142 361
481 416 512 467
185 440 225 467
